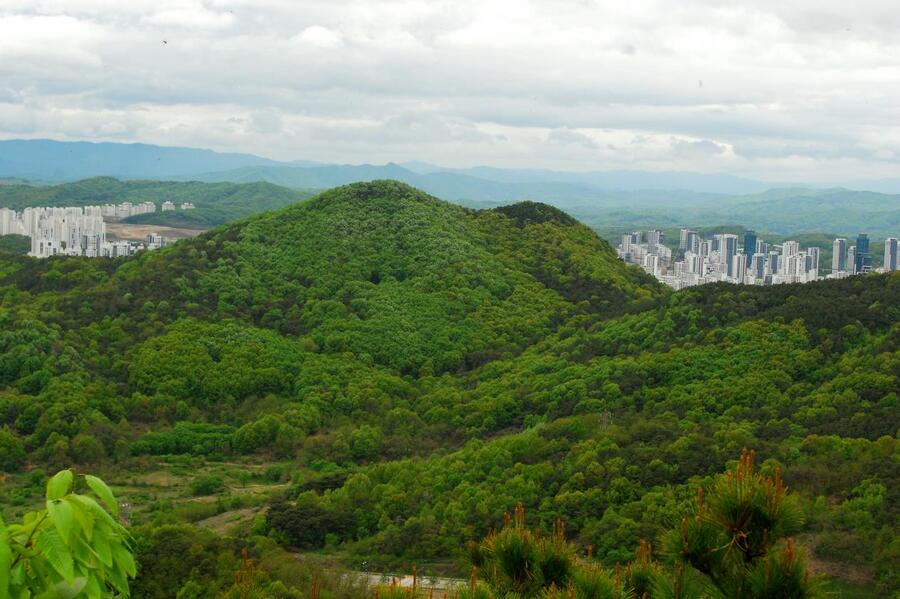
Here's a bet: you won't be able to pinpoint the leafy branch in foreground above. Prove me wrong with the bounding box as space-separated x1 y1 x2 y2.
463 450 821 598
470 504 624 598
662 448 820 598
0 469 135 598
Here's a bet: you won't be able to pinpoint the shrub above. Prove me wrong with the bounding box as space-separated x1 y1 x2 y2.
191 474 225 496
662 448 820 598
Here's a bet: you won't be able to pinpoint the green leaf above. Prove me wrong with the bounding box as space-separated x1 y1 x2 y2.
68 495 118 531
91 528 112 567
37 527 75 580
106 564 129 594
112 543 137 578
69 499 94 541
0 513 11 595
84 475 118 519
46 470 74 501
36 577 87 599
82 574 102 599
47 498 75 542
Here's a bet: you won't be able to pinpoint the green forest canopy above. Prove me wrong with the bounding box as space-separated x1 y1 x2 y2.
0 180 896 595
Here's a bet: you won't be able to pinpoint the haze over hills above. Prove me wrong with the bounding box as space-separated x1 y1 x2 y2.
0 139 292 182
4 174 898 241
7 138 900 196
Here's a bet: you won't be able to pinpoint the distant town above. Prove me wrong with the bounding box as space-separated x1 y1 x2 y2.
618 228 899 289
0 201 195 258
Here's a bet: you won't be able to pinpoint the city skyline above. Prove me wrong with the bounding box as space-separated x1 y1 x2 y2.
619 227 899 290
0 201 182 257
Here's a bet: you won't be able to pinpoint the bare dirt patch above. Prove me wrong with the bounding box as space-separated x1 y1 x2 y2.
106 222 206 241
197 507 260 535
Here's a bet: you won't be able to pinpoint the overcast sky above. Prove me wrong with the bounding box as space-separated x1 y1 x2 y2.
1 0 899 181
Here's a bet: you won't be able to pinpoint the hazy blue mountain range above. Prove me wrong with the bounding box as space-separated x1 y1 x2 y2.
0 139 283 182
576 187 900 238
0 139 776 195
399 162 772 194
2 139 899 237
179 163 637 204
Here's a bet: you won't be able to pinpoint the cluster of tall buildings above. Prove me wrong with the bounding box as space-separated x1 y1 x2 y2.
0 203 170 258
100 201 156 219
831 234 899 276
619 228 898 290
161 201 195 211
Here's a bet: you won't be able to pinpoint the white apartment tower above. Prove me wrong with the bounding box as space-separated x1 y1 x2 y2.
718 234 738 277
782 240 800 258
832 238 848 272
731 254 747 283
807 247 820 277
885 238 899 271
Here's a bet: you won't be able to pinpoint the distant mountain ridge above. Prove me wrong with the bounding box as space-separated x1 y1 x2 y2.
178 163 621 204
400 162 772 194
0 139 282 182
4 139 899 237
0 139 774 195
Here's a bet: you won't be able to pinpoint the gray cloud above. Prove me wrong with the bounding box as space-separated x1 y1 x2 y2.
547 128 600 149
671 138 728 159
0 0 898 181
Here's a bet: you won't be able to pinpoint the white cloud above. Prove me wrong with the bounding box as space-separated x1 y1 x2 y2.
0 14 105 66
291 25 343 48
142 7 235 30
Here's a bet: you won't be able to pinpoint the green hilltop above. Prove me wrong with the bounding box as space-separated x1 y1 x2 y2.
0 181 897 596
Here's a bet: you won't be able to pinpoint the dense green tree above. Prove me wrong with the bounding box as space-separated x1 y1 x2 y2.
0 427 26 471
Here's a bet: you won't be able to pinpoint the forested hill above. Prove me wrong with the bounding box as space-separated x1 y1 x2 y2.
0 177 313 228
1 180 661 375
0 181 897 596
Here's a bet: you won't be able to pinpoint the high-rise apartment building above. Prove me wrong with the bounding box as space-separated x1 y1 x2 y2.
647 229 664 253
751 254 766 278
885 237 899 271
768 251 780 275
807 247 820 276
782 240 800 258
855 233 871 273
832 238 848 272
743 230 757 265
718 234 738 277
731 254 747 283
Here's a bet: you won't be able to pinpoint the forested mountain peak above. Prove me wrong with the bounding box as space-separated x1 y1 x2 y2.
3 180 660 376
492 201 578 227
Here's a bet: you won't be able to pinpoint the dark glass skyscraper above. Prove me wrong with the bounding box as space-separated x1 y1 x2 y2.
743 230 757 266
855 233 871 273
